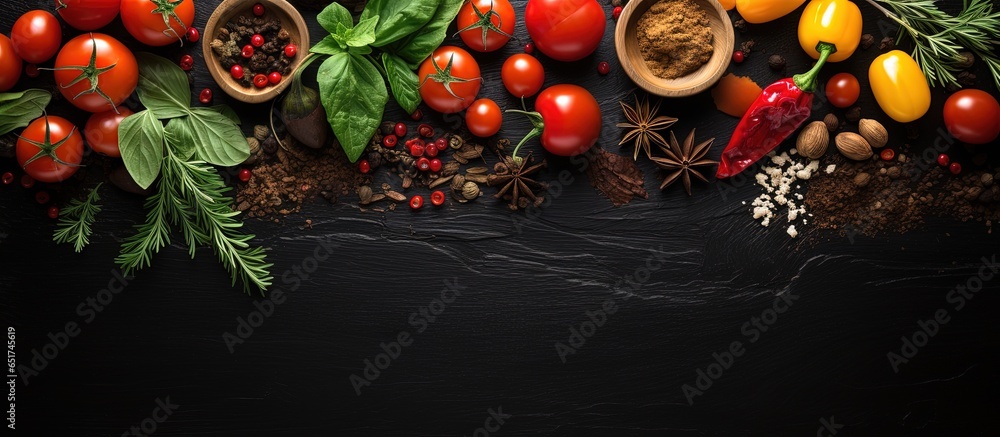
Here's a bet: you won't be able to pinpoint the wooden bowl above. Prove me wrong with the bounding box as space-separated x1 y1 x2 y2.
203 0 310 103
615 0 734 98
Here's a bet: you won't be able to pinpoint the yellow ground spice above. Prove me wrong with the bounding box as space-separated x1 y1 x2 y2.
636 0 714 79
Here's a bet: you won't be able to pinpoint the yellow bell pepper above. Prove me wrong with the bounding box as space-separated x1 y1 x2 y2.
797 0 862 63
869 50 931 123
736 0 807 24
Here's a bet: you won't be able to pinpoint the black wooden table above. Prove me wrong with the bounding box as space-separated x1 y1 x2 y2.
2 0 999 435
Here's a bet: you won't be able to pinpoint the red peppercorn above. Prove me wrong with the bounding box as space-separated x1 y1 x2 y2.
284 44 297 58
410 109 423 121
409 195 424 210
35 191 49 204
242 45 254 59
358 159 371 174
394 122 407 137
430 190 445 206
179 54 194 71
597 61 610 75
949 162 962 175
253 74 268 88
238 168 252 182
268 71 281 85
425 143 439 158
199 88 213 104
524 42 534 54
417 124 434 138
733 50 745 63
880 148 895 161
382 135 397 148
429 158 442 173
435 138 448 152
937 153 950 167
230 64 244 79
20 174 34 189
25 63 38 78
416 157 431 171
612 6 623 20
1 172 13 185
47 205 59 219
186 27 200 43
251 34 265 47
252 3 264 16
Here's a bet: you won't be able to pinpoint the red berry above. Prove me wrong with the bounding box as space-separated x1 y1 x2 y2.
733 50 745 63
20 174 34 189
409 195 424 210
382 135 397 148
612 6 623 19
47 205 59 219
25 63 38 78
242 45 254 59
597 61 610 75
435 138 448 152
1 172 13 185
880 149 895 161
429 158 442 173
284 44 297 58
179 54 194 71
949 162 962 175
253 74 268 88
186 27 200 43
35 191 49 204
230 64 244 79
251 34 265 47
416 157 431 171
410 109 423 121
524 42 534 54
430 190 445 206
409 143 425 157
937 153 950 167
425 143 439 158
358 159 371 174
199 88 213 104
268 71 281 85
417 124 435 138
394 122 407 137
252 3 265 16
238 168 252 182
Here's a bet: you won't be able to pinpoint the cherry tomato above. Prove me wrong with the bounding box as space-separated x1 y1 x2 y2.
517 84 601 157
251 34 264 47
825 73 861 109
268 72 281 84
16 115 84 183
418 46 482 114
199 88 212 104
84 106 133 157
525 0 606 62
253 3 264 16
0 34 22 92
284 44 297 58
943 89 1000 145
54 33 138 113
54 0 121 31
242 45 254 58
456 0 516 53
466 99 503 138
186 26 200 42
179 54 194 71
501 54 544 98
121 0 194 46
230 64 244 79
253 74 268 88
10 10 62 64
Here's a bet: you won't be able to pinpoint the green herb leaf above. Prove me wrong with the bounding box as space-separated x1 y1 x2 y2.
53 183 103 253
180 108 249 166
333 22 352 48
163 118 197 160
209 105 241 125
0 89 51 136
134 52 191 119
382 52 421 114
311 35 347 55
362 0 439 47
317 1 354 35
348 15 379 48
386 0 465 68
118 110 165 190
318 52 387 162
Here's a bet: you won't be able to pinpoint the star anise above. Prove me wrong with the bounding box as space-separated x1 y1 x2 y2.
617 96 677 160
487 152 547 210
651 129 717 196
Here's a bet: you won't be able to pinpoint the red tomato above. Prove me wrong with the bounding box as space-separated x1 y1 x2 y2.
518 84 601 156
85 106 134 157
121 0 194 46
417 46 482 114
10 11 62 64
825 73 860 109
54 33 138 113
943 89 1000 145
55 0 121 31
501 54 545 98
466 99 503 137
16 115 84 183
0 34 21 92
524 0 606 62
456 0 516 52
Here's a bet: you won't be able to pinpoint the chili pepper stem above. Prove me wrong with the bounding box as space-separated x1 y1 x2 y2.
792 42 836 92
505 109 545 165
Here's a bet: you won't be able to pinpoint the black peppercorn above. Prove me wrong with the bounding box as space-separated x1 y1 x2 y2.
768 54 786 71
860 34 874 50
878 36 895 51
845 106 862 123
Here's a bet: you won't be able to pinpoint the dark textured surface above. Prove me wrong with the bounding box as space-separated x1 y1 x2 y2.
2 0 1000 435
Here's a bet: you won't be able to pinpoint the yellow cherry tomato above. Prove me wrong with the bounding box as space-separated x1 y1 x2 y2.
869 50 931 123
798 0 862 63
736 0 807 24
719 0 737 10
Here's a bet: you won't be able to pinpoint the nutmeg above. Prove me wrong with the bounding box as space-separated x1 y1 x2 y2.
858 119 888 149
835 132 873 161
796 121 829 159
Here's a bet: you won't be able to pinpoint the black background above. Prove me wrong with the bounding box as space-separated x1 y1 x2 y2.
3 0 1000 435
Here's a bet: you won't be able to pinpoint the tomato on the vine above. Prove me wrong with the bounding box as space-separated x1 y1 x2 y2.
510 84 601 157
456 0 516 53
501 54 544 98
121 0 194 46
466 99 503 138
943 89 1000 145
11 10 62 64
0 34 21 92
55 0 121 31
524 0 606 62
54 33 138 113
85 106 134 157
16 115 84 183
418 46 482 114
825 72 860 109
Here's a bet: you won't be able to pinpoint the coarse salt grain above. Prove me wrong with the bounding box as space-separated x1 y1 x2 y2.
747 152 817 237
825 164 837 174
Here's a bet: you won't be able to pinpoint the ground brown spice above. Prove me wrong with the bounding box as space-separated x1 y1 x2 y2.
636 0 714 79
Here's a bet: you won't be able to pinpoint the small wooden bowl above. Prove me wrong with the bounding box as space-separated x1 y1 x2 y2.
203 0 310 103
615 0 734 98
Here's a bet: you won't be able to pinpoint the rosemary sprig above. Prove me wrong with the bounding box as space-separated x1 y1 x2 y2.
52 183 103 252
867 0 1000 90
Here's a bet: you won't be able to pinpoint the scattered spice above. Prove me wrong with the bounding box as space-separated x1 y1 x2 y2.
739 40 756 56
860 33 875 49
747 150 820 236
487 153 547 211
768 54 786 71
845 106 862 123
584 147 649 206
617 96 677 160
878 36 895 51
651 129 717 195
636 0 714 79
734 18 747 32
711 74 762 117
823 113 840 132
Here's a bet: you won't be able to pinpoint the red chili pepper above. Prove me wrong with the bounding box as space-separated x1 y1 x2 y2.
716 43 835 178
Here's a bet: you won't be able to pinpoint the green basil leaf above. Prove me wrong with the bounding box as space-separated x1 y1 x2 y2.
163 118 197 160
382 52 421 114
349 45 373 56
119 110 164 190
387 0 464 68
333 23 352 48
318 52 387 163
134 53 191 119
0 89 51 136
363 0 439 47
311 35 346 55
182 108 250 166
209 105 241 125
347 15 378 47
317 2 353 34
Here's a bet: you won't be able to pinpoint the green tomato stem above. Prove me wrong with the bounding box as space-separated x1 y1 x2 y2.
505 109 545 164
